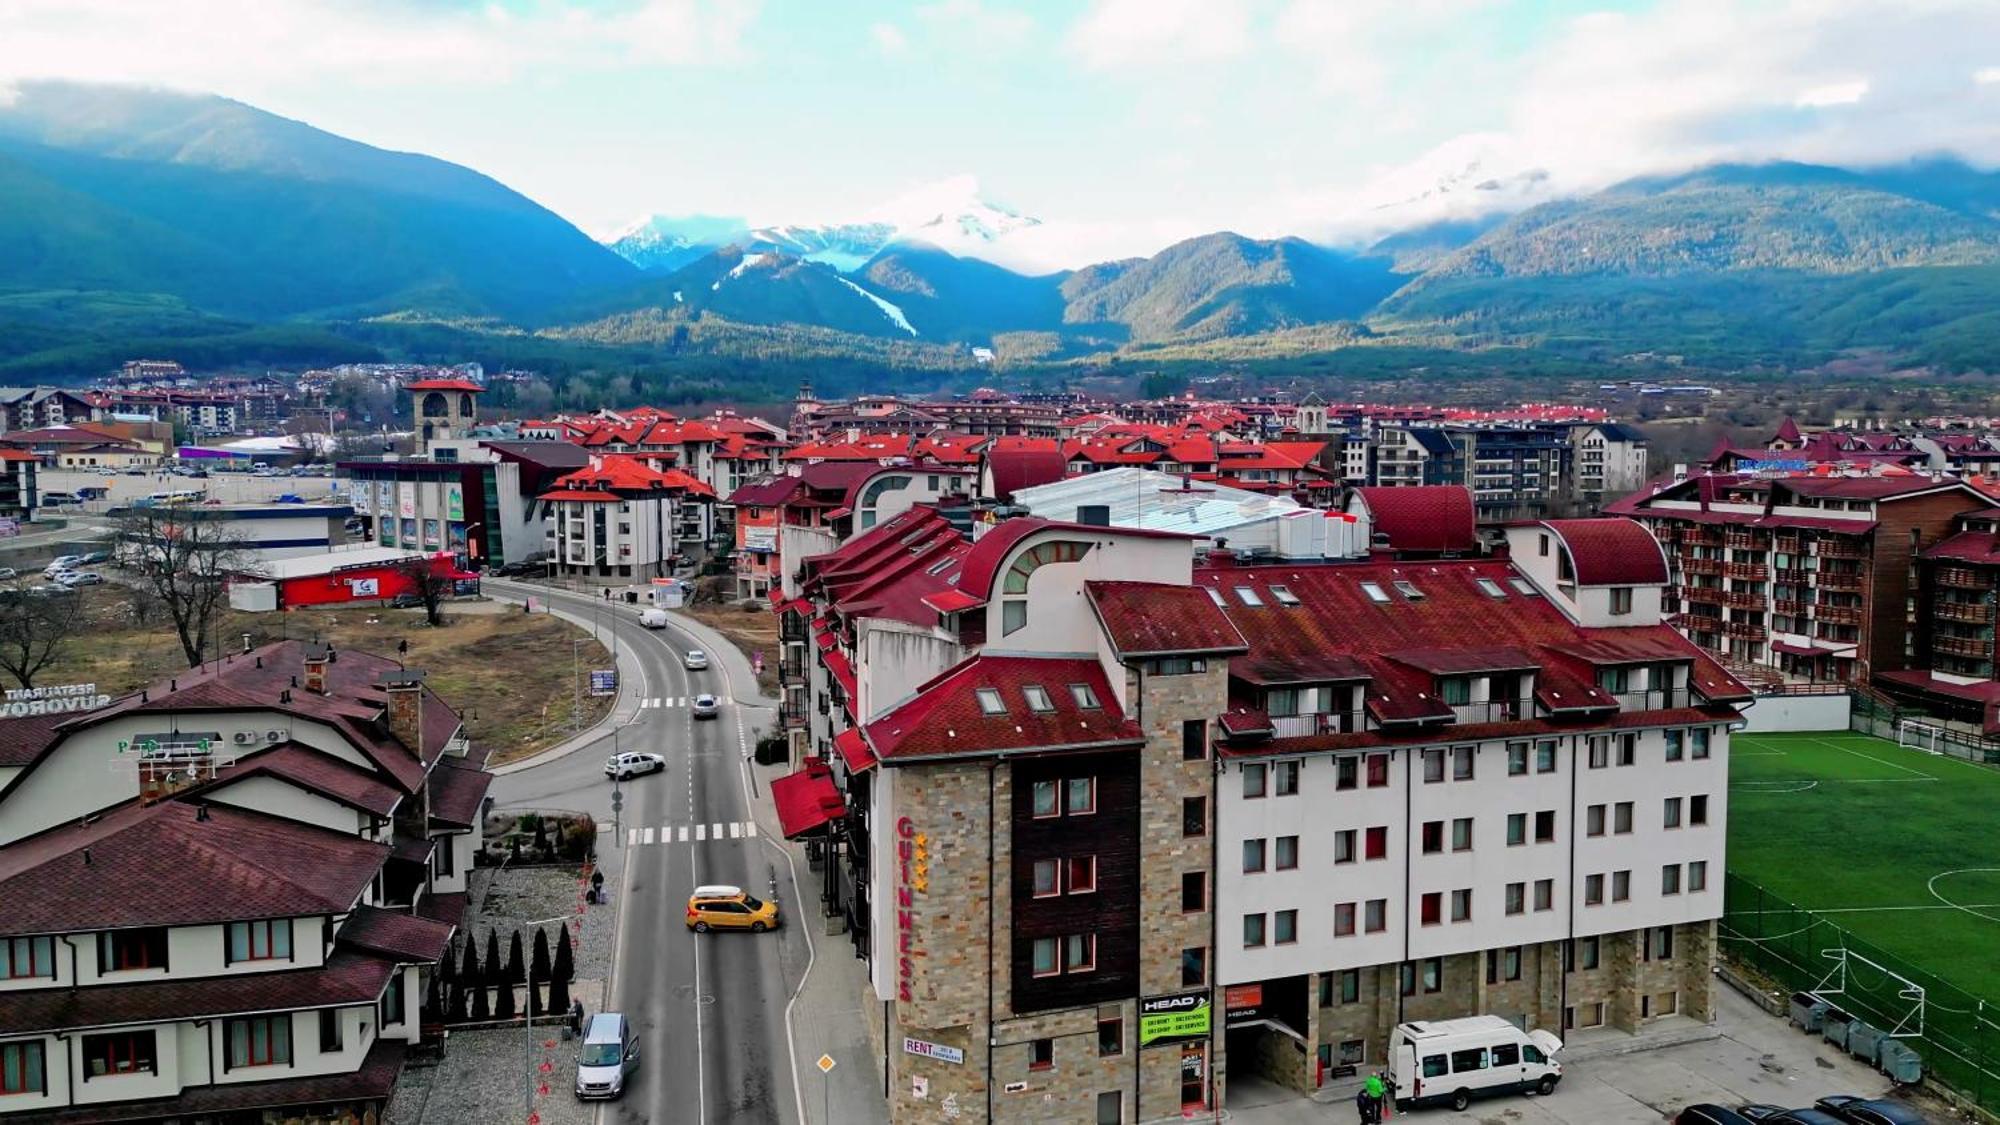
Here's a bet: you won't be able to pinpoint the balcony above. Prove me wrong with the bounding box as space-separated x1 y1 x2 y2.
1725 591 1769 611
1814 602 1864 626
1724 562 1769 581
1772 535 1804 555
1816 571 1865 592
1271 710 1366 738
1724 531 1764 550
1937 567 1996 590
1681 557 1726 577
1683 586 1726 606
1684 528 1725 547
1683 614 1725 634
1773 598 1806 617
1725 620 1767 640
1935 634 1994 659
1936 601 1997 624
1817 538 1865 559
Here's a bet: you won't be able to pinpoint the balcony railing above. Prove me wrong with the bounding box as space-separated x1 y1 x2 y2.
1936 601 1997 624
1724 562 1769 581
1681 557 1726 577
1817 539 1865 559
1772 535 1804 555
1773 598 1806 617
1726 620 1768 640
1814 603 1864 626
1724 531 1764 550
1934 634 1994 659
1683 587 1726 606
1725 591 1768 611
1683 615 1725 633
1816 571 1866 591
1937 568 1995 590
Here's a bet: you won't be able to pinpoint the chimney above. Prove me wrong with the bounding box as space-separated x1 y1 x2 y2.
378 670 427 751
302 642 331 695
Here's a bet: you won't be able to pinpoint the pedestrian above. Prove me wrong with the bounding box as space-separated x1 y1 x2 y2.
1367 1072 1391 1120
1356 1084 1377 1124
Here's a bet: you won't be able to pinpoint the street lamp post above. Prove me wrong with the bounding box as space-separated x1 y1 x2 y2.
522 911 571 1123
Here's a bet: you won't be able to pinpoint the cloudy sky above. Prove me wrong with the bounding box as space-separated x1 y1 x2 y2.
2 0 1997 268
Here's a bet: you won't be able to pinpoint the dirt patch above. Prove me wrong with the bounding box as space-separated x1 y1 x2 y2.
38 591 611 764
680 602 780 695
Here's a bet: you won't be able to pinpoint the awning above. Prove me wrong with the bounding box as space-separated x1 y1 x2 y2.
772 762 846 839
825 507 853 520
1218 708 1273 739
1773 640 1841 657
921 589 986 614
823 650 857 701
833 728 878 773
815 630 838 652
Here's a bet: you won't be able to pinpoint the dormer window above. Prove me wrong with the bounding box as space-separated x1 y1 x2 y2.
1393 580 1424 600
976 687 1007 715
1360 582 1390 604
1476 578 1506 598
1609 587 1634 615
97 928 168 973
1069 683 1101 709
1270 585 1300 606
1024 685 1055 713
1234 586 1264 607
1508 577 1540 596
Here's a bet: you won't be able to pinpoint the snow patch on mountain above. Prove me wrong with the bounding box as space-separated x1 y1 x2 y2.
836 277 917 336
712 252 772 290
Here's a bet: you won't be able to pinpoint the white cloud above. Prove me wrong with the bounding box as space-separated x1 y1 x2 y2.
871 22 910 55
0 0 760 98
1795 80 1870 108
1064 0 1252 70
916 0 1034 49
1976 66 2000 84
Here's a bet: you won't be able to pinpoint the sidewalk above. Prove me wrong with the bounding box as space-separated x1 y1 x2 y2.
486 585 649 777
745 751 889 1125
664 604 784 711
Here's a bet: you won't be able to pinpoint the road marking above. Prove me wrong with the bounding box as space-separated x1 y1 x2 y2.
627 827 638 847
696 823 707 841
744 821 757 838
711 822 723 839
728 822 741 839
642 826 654 845
679 825 690 842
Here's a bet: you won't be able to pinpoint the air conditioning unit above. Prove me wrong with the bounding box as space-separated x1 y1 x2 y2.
266 730 284 742
232 731 254 745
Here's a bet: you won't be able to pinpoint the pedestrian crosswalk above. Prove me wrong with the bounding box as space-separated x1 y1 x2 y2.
625 821 759 847
638 696 726 709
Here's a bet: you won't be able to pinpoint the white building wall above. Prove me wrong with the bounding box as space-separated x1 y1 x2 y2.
204 776 368 836
856 621 962 724
979 530 1191 656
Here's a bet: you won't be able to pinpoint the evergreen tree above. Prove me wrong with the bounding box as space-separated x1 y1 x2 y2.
458 936 481 987
469 974 491 1020
447 979 469 1022
506 930 527 986
553 923 575 985
495 975 516 1020
532 926 553 985
484 930 503 985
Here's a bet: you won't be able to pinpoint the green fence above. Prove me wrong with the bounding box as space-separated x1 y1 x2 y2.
1723 873 2000 1112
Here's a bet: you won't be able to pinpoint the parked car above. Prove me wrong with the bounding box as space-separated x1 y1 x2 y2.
604 752 666 781
685 884 779 933
493 560 540 578
185 468 210 478
1679 1108 1759 1125
57 572 104 587
1738 1105 1792 1121
1814 1097 1929 1125
1758 1111 1847 1125
639 608 669 628
44 556 82 576
123 466 149 475
389 593 425 609
27 584 71 597
0 568 16 582
38 492 79 507
1389 1016 1564 1112
691 694 719 720
77 551 110 565
573 1012 638 1100
683 649 709 671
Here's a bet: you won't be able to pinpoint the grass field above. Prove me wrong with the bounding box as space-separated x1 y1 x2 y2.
1727 729 2000 1022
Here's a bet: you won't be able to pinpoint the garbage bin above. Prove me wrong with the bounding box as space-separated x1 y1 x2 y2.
1846 1020 1884 1066
1789 992 1829 1033
1822 1007 1856 1050
1879 1039 1924 1084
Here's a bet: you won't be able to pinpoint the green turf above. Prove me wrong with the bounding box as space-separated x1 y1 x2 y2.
1727 730 2000 1006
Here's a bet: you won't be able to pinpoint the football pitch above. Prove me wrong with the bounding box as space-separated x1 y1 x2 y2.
1726 729 2000 1013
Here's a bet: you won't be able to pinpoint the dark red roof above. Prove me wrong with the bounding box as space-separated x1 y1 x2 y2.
0 801 388 937
201 743 404 816
1924 529 2000 565
427 757 493 829
338 904 455 962
2 1039 406 1124
953 517 1189 604
1542 519 1669 585
772 761 846 839
1774 417 1803 444
404 378 484 392
729 476 806 507
985 441 1069 501
1350 486 1477 553
0 948 398 1035
865 655 1142 761
1087 581 1249 658
834 728 877 773
1219 706 1733 758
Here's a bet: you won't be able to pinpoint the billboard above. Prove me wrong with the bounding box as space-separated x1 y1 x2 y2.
445 483 464 521
1139 991 1212 1047
398 481 417 519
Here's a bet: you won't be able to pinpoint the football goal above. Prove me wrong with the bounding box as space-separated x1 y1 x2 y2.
1898 719 1946 755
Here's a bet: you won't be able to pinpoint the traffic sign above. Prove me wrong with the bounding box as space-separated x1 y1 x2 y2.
816 1054 837 1074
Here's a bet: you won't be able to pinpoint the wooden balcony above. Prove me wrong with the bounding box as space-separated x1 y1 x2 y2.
1817 538 1865 559
1772 535 1804 555
1934 634 1994 659
1937 567 1996 590
1725 591 1769 611
1724 531 1764 550
1724 561 1769 581
1935 601 1997 624
1816 571 1865 592
1725 620 1768 640
1683 586 1725 606
1683 614 1725 634
1680 557 1726 578
1814 602 1864 626
1773 598 1807 617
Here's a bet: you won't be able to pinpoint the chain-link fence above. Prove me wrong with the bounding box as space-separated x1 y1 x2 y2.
1723 873 2000 1113
1852 689 2000 766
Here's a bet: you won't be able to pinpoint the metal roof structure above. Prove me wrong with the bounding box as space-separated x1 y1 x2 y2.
1010 467 1305 540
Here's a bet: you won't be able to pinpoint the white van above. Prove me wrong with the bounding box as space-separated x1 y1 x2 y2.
639 608 669 629
1389 1016 1562 1112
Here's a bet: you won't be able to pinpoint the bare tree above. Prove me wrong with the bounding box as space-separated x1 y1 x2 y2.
0 584 82 689
116 505 252 668
389 554 456 627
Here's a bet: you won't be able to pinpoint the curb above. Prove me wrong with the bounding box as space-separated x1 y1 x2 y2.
486 586 646 777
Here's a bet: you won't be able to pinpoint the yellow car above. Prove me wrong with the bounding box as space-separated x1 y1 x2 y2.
686 884 780 933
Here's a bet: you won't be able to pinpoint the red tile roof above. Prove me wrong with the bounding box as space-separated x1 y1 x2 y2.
338 904 456 961
0 801 388 937
1541 519 1670 585
772 760 846 839
404 378 484 392
1086 582 1249 658
1350 486 1477 553
4 1040 407 1124
201 743 404 817
1924 529 2000 565
0 947 399 1034
833 728 878 773
865 655 1142 761
428 757 493 829
985 440 1069 500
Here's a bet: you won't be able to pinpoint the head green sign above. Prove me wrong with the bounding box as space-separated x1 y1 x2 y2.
1139 990 1211 1047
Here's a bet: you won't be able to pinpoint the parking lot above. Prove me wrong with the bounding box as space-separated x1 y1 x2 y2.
36 466 346 511
1223 985 1936 1124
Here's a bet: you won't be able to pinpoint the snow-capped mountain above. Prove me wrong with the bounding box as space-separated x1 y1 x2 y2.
604 176 1042 274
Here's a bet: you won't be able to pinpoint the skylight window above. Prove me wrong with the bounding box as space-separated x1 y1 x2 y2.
976 687 1007 715
1507 577 1541 596
1360 581 1391 604
1024 685 1055 713
1476 578 1507 598
1069 683 1101 709
1205 587 1226 607
1393 580 1425 600
1234 586 1264 607
1269 585 1300 607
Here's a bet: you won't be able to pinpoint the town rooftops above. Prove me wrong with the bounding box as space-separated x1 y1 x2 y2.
1348 486 1478 554
1086 581 1250 659
0 800 388 938
863 654 1143 762
1540 519 1671 586
403 378 484 392
1924 529 2000 565
337 904 455 963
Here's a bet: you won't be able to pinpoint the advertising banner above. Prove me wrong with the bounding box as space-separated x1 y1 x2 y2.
350 578 379 598
398 481 416 519
589 670 618 696
445 484 464 522
422 519 442 548
1139 991 1212 1047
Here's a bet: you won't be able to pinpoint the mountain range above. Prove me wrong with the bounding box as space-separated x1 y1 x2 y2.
3 81 2000 378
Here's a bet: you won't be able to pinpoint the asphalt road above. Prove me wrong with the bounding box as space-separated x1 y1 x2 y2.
487 581 809 1125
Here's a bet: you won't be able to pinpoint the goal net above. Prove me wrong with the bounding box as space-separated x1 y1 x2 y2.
1812 946 1928 1038
1898 719 1945 755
